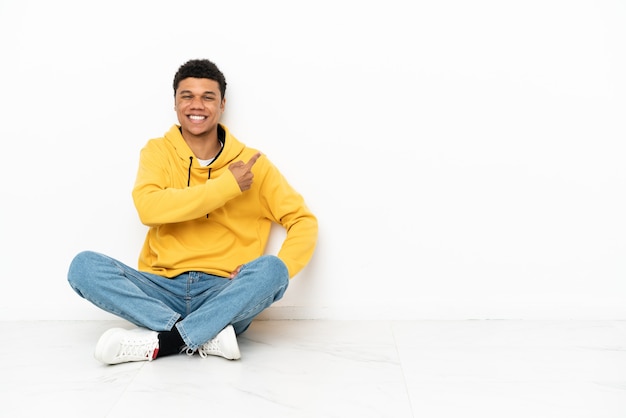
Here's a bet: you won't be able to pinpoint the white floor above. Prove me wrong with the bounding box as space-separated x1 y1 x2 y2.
1 320 625 418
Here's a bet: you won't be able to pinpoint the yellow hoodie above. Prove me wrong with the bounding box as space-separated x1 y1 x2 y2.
132 124 318 279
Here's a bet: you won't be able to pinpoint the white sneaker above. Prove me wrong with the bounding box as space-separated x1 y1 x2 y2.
94 327 159 365
197 325 240 360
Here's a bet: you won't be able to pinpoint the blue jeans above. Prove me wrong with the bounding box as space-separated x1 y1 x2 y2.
67 251 289 350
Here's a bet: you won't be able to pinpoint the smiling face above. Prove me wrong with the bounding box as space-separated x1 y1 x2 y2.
174 77 225 140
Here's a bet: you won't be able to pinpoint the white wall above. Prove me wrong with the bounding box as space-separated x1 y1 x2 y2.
1 0 624 321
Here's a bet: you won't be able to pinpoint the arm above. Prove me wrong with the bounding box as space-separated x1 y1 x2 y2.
132 144 242 226
260 161 318 278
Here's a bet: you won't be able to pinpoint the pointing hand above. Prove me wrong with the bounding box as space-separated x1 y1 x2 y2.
229 152 261 191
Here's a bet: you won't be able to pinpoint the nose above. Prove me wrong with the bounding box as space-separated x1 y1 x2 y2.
190 96 204 108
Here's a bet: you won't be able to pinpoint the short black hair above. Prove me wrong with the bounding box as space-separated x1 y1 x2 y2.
173 59 227 99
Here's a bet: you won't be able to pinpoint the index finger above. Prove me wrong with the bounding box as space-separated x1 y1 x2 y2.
245 152 262 169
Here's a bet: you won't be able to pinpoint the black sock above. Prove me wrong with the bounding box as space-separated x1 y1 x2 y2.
156 324 186 358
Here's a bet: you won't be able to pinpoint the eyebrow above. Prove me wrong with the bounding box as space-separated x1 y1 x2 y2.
178 90 218 96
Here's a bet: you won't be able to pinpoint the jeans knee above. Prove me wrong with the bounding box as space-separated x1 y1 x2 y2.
67 250 99 292
257 255 289 286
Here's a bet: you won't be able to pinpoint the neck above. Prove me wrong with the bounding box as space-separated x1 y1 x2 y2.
187 137 222 160
181 126 223 160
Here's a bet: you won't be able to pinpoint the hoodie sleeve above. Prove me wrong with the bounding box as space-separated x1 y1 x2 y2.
132 141 242 226
259 158 318 278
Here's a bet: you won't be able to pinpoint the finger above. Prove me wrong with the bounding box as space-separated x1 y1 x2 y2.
229 265 243 279
245 152 262 169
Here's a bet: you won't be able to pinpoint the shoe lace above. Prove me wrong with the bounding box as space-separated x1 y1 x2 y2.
197 338 222 358
120 338 158 359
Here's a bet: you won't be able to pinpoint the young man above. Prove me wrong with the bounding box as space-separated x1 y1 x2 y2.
68 59 318 365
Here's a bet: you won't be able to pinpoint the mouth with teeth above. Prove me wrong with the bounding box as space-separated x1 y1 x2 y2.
188 115 207 122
